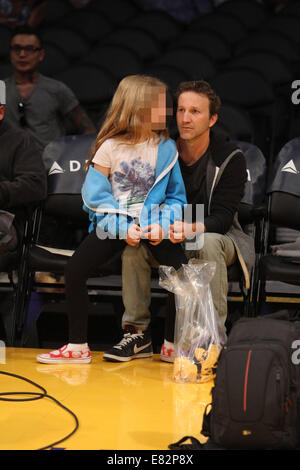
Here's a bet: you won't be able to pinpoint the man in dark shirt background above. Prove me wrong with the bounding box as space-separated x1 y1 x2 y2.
104 80 255 363
0 79 47 344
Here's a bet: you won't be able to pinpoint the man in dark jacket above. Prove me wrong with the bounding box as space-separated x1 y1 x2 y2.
0 79 47 254
103 80 255 363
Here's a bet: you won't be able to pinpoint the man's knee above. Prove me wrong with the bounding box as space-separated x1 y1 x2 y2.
200 233 236 267
202 233 225 256
122 244 152 270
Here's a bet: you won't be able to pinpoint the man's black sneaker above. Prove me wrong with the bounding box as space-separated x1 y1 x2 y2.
103 326 153 362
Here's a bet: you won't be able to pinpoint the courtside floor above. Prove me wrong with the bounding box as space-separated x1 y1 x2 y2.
0 348 212 451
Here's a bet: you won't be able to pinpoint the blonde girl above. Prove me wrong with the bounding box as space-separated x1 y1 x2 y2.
37 75 187 364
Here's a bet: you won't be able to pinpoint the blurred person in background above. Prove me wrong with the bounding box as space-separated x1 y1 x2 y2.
4 25 96 153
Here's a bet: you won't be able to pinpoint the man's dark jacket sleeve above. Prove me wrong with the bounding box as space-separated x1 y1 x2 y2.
0 119 47 210
204 150 247 235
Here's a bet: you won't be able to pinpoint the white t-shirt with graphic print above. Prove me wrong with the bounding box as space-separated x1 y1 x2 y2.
92 138 158 219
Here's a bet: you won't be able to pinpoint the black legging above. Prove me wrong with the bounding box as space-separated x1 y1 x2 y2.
64 229 187 343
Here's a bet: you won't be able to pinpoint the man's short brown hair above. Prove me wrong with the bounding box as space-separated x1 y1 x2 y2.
175 80 221 117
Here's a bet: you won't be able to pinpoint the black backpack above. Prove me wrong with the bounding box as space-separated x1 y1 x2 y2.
169 312 300 451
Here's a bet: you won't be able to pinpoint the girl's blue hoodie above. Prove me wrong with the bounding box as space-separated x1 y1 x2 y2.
81 137 187 239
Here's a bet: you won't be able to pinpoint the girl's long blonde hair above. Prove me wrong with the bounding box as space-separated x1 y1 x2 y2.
85 74 170 170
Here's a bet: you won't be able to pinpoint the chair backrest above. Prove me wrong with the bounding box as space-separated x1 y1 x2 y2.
84 44 142 80
170 30 231 63
262 15 300 47
216 0 267 30
43 0 72 25
211 67 275 109
0 62 13 80
233 140 267 208
233 31 299 66
155 47 216 80
188 12 247 45
42 134 96 196
86 0 139 25
143 64 189 94
54 65 116 108
0 26 11 60
280 2 300 16
226 51 293 87
217 102 255 143
39 27 90 60
39 43 70 77
60 10 113 42
267 138 300 232
102 28 161 61
39 134 97 249
227 51 293 89
126 10 182 44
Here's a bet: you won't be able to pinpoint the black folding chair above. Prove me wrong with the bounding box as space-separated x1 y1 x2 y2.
16 134 126 348
102 27 161 62
169 30 231 64
226 140 267 318
126 10 182 44
0 25 11 61
54 64 117 124
60 9 113 42
86 0 139 25
84 45 142 81
216 0 267 30
216 102 256 143
261 15 300 48
255 138 300 315
233 31 300 70
39 27 90 60
211 67 278 162
0 205 37 346
39 43 70 77
227 51 293 94
154 47 216 81
188 12 247 45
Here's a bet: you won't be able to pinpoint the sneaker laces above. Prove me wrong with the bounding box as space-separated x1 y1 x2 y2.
113 332 144 350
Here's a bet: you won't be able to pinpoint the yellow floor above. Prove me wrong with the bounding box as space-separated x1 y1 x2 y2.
0 348 212 451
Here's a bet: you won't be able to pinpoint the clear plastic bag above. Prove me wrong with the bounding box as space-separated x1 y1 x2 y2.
159 259 225 383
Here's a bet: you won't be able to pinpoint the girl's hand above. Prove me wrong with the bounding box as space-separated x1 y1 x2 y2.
126 224 142 246
169 221 186 243
143 224 164 245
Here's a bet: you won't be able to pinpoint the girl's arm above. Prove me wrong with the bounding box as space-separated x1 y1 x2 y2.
93 162 141 244
82 165 134 239
93 163 110 179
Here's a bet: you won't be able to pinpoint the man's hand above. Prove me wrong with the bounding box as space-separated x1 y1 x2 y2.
169 221 205 244
143 223 164 245
126 224 142 246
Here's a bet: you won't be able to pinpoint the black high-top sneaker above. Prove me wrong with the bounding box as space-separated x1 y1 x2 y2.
103 326 153 362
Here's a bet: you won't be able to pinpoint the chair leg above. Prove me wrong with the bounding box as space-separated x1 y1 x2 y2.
255 279 266 316
6 271 18 346
16 271 35 344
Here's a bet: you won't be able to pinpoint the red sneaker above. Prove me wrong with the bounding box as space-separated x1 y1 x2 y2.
36 345 91 364
160 342 175 363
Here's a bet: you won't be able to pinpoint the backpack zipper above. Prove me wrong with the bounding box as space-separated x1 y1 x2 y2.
243 349 252 412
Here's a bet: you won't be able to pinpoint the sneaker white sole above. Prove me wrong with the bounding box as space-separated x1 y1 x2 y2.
103 352 153 362
160 355 174 363
36 356 92 364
